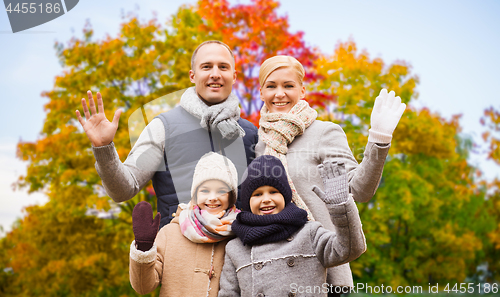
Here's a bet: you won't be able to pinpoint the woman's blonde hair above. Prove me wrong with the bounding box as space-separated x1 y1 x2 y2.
258 55 305 87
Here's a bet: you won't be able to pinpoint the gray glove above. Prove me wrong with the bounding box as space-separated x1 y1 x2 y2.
312 161 349 204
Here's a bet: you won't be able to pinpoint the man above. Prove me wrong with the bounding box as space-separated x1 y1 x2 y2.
76 41 258 228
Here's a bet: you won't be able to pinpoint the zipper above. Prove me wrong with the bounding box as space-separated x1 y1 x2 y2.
207 122 215 152
207 121 227 157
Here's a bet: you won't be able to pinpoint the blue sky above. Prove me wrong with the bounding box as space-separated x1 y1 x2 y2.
1 0 499 234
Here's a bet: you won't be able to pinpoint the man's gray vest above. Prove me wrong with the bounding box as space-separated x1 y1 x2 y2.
151 106 258 228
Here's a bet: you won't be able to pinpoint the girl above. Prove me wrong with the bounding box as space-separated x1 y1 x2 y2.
129 152 240 297
218 155 366 297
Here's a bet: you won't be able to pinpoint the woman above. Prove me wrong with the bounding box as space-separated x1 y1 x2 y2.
255 55 405 295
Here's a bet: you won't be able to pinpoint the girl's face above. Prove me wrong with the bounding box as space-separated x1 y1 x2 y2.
260 67 306 114
249 185 285 215
196 180 230 215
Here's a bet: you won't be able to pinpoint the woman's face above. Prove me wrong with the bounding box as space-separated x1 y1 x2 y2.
196 180 230 215
260 67 305 114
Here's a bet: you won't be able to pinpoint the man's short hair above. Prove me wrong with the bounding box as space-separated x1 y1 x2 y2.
191 40 236 70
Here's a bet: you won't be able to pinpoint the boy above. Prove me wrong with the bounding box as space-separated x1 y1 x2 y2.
219 155 366 297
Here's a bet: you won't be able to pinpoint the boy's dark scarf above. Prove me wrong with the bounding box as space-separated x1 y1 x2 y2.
232 204 308 246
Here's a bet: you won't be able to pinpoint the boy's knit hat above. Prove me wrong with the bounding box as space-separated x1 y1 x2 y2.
240 155 292 212
191 152 238 208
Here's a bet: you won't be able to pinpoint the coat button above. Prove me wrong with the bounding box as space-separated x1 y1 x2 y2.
254 263 263 270
288 292 296 297
256 293 265 297
287 257 295 267
286 236 294 241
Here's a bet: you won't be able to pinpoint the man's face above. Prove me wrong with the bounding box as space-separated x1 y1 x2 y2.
189 43 237 105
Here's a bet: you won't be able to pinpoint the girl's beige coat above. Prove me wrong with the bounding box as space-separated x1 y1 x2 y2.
129 207 228 297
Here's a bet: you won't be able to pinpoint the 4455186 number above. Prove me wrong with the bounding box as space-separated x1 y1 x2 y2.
5 3 61 14
443 283 498 294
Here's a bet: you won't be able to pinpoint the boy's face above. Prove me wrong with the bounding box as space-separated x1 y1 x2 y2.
196 180 230 216
249 185 285 215
189 43 237 106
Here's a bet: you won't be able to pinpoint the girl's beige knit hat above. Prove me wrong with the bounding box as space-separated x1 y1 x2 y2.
191 152 238 207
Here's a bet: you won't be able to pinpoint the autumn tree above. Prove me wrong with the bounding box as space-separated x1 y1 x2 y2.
480 106 500 282
196 0 318 124
481 177 500 283
0 203 138 296
481 106 500 166
2 0 498 295
1 1 316 295
311 40 497 286
1 15 172 296
311 40 418 154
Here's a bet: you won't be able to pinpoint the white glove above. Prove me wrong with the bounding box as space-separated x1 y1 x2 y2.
368 89 406 143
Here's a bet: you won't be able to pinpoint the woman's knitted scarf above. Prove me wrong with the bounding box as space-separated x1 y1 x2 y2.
180 87 245 139
231 204 308 246
258 100 318 220
179 202 240 243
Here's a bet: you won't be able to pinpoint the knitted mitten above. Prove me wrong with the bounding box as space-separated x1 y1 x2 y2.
132 201 161 252
312 161 349 204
